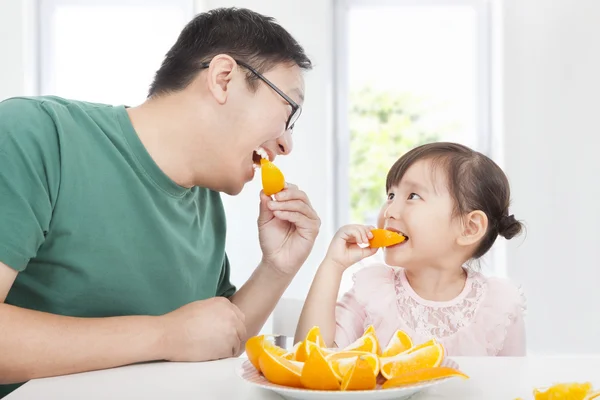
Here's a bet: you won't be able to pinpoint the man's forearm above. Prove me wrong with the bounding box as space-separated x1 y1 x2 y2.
229 261 296 340
0 303 164 384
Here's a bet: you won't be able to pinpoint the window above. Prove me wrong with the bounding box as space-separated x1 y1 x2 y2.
334 0 497 286
39 0 195 106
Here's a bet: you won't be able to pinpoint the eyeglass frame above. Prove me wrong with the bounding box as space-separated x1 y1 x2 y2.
199 59 302 132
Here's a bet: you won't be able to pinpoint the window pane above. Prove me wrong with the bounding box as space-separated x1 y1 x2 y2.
347 5 481 226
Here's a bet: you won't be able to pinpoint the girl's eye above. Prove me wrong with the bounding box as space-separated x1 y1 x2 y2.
408 193 421 200
387 192 395 200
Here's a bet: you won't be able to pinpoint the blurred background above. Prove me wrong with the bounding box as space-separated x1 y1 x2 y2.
1 0 598 355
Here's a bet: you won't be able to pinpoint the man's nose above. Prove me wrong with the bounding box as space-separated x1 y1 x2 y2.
276 130 293 155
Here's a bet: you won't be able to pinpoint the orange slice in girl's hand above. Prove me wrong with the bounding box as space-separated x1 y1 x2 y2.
260 158 285 196
369 229 406 248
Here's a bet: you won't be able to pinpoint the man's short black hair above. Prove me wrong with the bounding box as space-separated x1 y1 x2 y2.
148 7 312 97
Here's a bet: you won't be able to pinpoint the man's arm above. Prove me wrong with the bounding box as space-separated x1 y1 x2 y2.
0 261 247 384
0 262 165 385
229 186 321 344
229 261 294 340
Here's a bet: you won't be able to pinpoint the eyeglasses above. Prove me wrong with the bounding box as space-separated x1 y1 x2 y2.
200 59 302 132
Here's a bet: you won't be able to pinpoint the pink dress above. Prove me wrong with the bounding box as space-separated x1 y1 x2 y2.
334 264 526 356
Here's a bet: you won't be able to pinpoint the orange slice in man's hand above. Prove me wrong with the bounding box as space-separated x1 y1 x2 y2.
369 229 406 248
261 158 285 196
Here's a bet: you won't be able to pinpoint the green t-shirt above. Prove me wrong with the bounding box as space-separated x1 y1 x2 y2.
0 96 236 397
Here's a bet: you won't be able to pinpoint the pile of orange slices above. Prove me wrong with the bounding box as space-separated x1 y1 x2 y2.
245 326 468 391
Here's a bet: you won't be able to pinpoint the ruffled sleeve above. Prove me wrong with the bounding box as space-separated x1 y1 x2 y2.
496 283 527 355
477 277 527 356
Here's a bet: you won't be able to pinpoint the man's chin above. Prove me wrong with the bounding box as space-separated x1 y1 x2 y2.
219 178 247 196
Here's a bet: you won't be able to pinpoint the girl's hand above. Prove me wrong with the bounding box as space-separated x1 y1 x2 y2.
324 224 378 271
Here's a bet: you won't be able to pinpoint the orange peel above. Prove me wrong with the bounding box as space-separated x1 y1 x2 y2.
382 367 468 389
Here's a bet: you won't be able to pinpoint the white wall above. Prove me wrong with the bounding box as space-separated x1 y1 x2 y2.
201 0 336 308
503 0 600 354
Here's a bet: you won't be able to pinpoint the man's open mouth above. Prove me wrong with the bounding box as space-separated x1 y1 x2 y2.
252 147 270 169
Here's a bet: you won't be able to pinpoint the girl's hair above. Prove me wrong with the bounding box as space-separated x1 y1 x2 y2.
386 142 523 259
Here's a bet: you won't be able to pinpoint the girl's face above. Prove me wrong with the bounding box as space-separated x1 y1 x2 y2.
379 159 465 270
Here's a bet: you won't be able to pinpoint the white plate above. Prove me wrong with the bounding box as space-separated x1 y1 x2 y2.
237 358 462 400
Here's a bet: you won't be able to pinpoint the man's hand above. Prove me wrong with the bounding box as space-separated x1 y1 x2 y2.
159 297 246 362
257 184 320 275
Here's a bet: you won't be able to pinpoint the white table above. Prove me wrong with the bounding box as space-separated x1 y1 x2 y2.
6 356 600 399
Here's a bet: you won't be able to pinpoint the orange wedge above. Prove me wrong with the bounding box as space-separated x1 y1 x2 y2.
343 332 379 353
295 326 328 362
305 326 327 347
300 346 341 390
363 325 381 355
380 342 444 380
260 158 285 196
293 340 308 362
327 351 380 381
382 367 468 389
306 341 334 357
245 335 287 372
258 345 304 388
369 229 406 248
406 338 437 354
381 330 413 357
341 356 377 391
533 382 595 400
297 340 332 362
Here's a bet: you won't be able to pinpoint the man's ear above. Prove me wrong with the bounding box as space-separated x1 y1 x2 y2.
204 54 237 105
456 210 488 247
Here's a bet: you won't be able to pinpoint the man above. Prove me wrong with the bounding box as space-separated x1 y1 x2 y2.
0 7 319 397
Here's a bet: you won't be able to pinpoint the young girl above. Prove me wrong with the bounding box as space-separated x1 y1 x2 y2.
295 142 526 356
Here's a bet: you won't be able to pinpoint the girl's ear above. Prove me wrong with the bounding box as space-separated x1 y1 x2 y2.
457 210 488 247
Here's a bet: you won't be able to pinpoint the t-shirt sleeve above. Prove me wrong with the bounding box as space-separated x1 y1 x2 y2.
0 98 60 272
216 253 236 298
